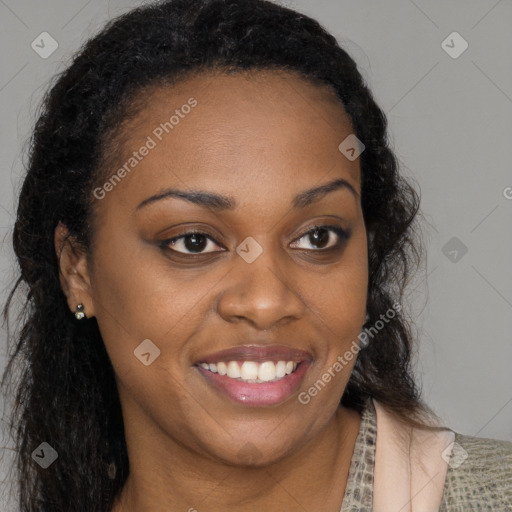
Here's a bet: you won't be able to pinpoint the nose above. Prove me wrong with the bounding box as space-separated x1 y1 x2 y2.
215 252 306 330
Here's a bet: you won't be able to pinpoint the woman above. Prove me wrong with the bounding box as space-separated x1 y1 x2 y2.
1 0 511 510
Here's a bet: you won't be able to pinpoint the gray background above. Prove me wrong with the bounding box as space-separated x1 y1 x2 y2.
1 0 511 507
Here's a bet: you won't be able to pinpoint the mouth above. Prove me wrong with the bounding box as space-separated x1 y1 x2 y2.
194 345 312 406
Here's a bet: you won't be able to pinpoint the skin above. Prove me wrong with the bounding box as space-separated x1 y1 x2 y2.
55 69 369 512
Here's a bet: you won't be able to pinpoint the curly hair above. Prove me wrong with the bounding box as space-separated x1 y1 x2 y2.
1 0 437 510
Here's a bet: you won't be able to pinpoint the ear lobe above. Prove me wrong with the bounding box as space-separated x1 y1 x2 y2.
54 221 95 318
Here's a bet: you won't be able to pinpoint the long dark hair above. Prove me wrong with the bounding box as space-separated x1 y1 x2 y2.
1 0 438 510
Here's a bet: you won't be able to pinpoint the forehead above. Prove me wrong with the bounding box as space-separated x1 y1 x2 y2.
98 69 361 208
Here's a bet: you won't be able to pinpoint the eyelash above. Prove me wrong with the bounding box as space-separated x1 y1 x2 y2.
159 225 350 257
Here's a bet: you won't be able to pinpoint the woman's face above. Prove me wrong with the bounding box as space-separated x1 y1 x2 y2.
82 70 368 465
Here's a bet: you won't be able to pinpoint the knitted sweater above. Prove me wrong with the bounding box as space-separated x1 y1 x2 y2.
339 398 512 511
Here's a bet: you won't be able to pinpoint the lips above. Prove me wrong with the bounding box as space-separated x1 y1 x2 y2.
195 344 312 365
193 344 313 406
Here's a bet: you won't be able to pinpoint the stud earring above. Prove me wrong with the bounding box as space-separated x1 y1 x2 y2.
74 303 86 320
107 461 117 480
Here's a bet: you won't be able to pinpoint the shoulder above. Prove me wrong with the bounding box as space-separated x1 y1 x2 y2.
440 431 512 511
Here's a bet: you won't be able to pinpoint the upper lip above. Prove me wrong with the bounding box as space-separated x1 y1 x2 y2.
195 344 313 364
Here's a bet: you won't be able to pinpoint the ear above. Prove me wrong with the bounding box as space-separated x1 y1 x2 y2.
54 221 96 319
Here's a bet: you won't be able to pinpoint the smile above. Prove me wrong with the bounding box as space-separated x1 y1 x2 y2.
194 344 312 406
198 360 299 383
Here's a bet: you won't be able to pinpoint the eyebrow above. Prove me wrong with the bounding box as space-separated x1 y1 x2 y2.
135 178 358 211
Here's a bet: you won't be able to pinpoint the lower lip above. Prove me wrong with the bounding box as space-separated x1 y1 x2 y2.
196 362 310 406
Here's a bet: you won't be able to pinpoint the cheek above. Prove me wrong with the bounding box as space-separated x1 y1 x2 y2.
303 233 368 338
88 233 213 373
297 232 368 407
85 239 231 449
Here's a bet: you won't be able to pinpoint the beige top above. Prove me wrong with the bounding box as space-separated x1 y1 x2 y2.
339 397 512 511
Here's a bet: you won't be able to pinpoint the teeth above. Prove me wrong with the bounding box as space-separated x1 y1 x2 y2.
199 360 299 383
240 361 259 380
258 361 276 381
276 360 287 378
217 361 227 375
226 361 241 379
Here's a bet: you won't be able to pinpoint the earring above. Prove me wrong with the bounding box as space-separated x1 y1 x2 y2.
365 311 370 323
74 303 86 320
107 461 117 480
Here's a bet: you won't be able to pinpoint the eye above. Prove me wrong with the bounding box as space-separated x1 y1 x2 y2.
160 225 349 257
162 231 225 255
289 225 349 251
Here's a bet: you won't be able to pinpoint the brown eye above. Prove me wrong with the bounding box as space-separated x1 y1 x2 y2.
308 228 330 249
290 225 349 251
164 232 224 255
